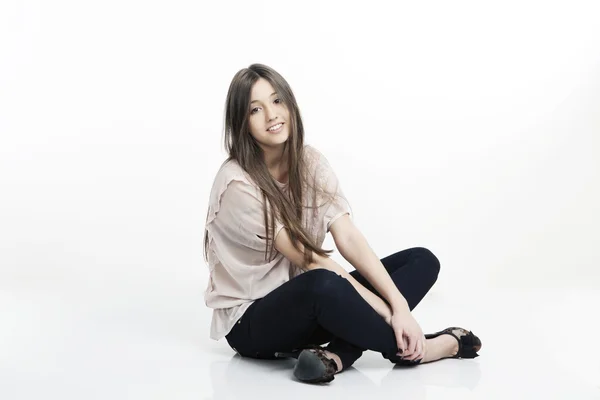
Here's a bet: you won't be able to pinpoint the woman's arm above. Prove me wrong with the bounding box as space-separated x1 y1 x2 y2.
274 226 393 323
329 215 410 313
329 215 425 359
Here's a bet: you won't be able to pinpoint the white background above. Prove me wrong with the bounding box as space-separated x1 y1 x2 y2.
1 1 599 398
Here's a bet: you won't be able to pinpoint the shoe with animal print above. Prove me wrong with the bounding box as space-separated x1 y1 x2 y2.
395 326 482 366
275 344 339 383
425 326 482 359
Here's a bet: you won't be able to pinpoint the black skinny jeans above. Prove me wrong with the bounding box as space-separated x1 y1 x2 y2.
225 247 441 370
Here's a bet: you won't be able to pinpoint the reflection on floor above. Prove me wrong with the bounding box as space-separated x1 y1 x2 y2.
2 283 599 399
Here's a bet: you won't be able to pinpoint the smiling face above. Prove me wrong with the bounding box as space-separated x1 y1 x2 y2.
248 78 291 155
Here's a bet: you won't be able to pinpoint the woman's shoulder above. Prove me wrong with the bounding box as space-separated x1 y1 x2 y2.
212 159 258 194
303 143 320 157
303 143 326 168
206 159 258 225
303 144 337 178
214 157 253 182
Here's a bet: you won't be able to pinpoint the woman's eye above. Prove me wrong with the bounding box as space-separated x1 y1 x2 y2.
250 99 282 115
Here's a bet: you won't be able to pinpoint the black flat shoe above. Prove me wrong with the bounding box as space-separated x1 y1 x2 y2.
425 326 482 359
275 344 339 383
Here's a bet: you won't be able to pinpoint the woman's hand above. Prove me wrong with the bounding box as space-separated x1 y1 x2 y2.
389 309 426 361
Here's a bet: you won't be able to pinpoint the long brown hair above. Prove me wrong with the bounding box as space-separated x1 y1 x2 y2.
203 63 336 275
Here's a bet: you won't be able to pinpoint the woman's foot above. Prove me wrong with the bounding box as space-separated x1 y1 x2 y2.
422 334 459 363
422 327 481 363
318 349 343 373
300 349 343 374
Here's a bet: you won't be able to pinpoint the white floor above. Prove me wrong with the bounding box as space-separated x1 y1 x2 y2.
2 278 599 399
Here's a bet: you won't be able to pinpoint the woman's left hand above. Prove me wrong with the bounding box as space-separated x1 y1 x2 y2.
390 309 426 361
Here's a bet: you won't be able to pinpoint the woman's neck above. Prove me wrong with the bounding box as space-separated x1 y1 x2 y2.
264 147 288 182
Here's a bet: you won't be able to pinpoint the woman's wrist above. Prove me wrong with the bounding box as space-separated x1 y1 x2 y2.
391 299 410 314
382 303 394 325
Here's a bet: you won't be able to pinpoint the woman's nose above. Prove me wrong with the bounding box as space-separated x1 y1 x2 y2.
265 106 278 121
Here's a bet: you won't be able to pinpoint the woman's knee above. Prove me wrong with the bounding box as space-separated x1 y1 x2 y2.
413 247 441 277
301 268 347 297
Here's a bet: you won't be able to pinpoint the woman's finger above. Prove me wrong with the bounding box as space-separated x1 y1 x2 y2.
414 337 425 361
400 333 411 356
396 336 408 356
412 338 423 360
395 329 406 354
407 333 418 356
415 338 423 360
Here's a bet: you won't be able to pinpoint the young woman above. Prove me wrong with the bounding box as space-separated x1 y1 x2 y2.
203 64 482 384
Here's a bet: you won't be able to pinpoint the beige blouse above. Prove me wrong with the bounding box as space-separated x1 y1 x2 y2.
203 144 353 340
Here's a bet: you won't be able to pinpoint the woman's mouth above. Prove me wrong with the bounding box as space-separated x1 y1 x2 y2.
267 123 284 133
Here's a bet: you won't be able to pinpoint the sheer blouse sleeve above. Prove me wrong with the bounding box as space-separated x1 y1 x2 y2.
206 179 285 273
310 147 353 233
